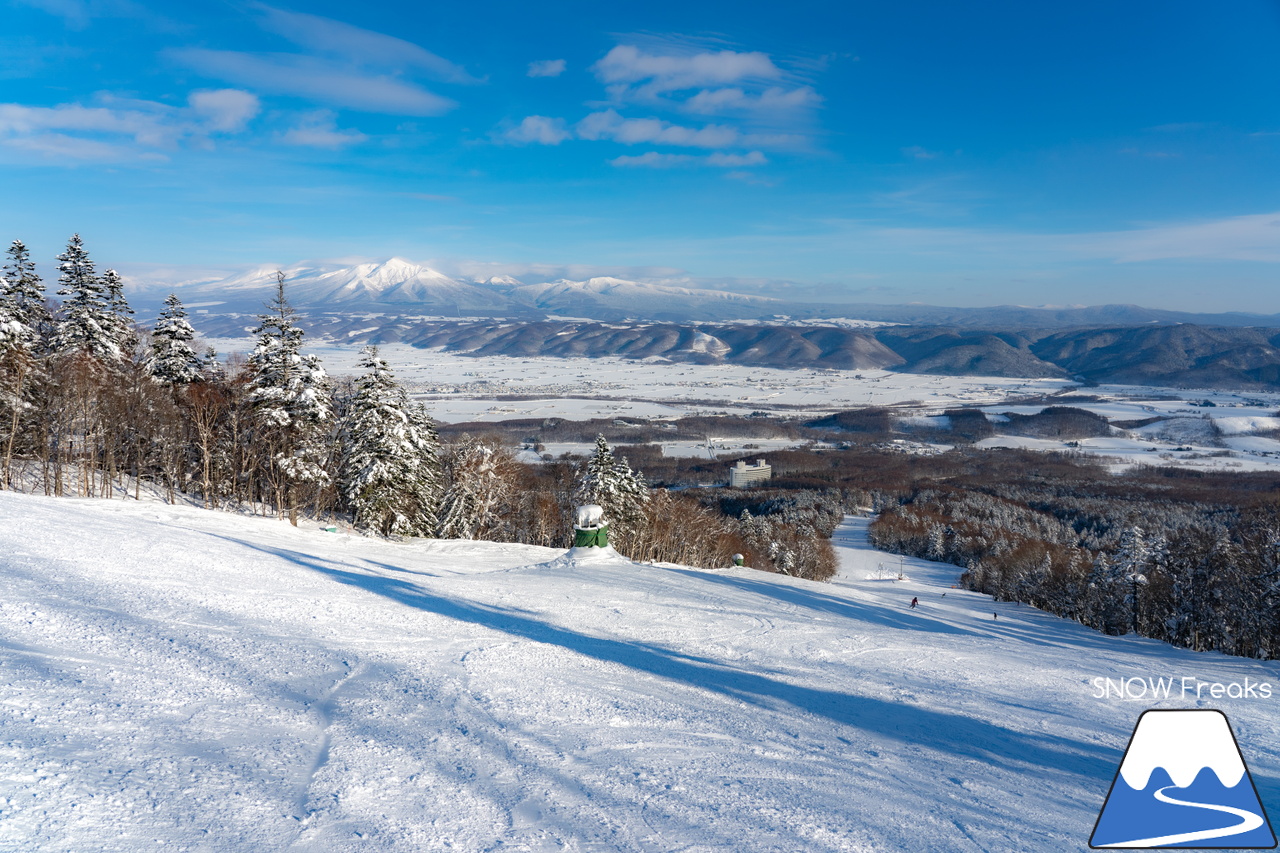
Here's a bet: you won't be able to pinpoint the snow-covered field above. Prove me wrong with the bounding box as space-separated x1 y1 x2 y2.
974 389 1280 472
4 492 1280 851
200 337 1280 471
204 338 1070 423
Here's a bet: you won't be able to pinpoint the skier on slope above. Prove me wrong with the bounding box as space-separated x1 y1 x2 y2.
910 596 918 609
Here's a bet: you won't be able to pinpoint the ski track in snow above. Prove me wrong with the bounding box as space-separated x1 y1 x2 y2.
2 491 1280 851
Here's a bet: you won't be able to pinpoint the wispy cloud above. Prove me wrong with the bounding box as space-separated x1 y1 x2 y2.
170 49 456 116
1085 212 1280 263
0 89 260 161
492 38 823 169
168 6 472 119
708 151 767 167
578 109 738 148
610 150 766 168
252 4 478 84
858 211 1280 265
281 110 365 148
681 85 820 116
594 44 782 96
501 115 571 145
591 42 820 125
527 59 566 78
723 170 777 186
188 89 260 132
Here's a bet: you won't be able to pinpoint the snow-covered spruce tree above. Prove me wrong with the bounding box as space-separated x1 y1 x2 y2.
200 346 225 381
1114 525 1151 636
149 294 203 386
102 268 138 358
246 272 332 525
2 240 51 348
0 292 36 489
572 434 649 549
338 346 442 536
52 234 120 362
437 435 517 540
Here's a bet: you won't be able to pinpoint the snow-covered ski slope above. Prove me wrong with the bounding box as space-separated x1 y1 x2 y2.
2 491 1279 852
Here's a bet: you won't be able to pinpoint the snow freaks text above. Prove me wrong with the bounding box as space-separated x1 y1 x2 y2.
1091 676 1274 701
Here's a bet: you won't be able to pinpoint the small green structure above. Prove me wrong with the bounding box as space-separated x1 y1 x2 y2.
573 504 609 548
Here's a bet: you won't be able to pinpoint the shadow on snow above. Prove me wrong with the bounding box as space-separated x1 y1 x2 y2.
219 536 1115 786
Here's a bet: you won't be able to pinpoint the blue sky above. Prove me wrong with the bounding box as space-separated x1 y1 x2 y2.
3 0 1280 312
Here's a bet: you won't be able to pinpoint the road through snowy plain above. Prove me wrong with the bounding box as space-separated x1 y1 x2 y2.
2 492 1279 851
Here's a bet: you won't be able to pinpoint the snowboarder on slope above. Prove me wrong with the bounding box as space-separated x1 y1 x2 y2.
910 596 918 609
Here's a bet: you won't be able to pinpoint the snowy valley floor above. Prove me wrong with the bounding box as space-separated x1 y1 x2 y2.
2 493 1280 852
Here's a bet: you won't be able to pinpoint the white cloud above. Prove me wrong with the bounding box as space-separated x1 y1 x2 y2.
188 89 260 132
610 150 767 169
591 43 819 125
170 49 457 116
280 110 366 148
593 44 781 95
0 102 164 139
527 59 566 78
252 4 477 83
577 41 822 156
0 89 259 162
503 115 570 145
577 109 738 148
707 150 766 167
1 131 139 161
0 100 188 156
858 212 1280 265
682 85 821 115
723 170 777 186
1085 212 1280 263
610 152 696 168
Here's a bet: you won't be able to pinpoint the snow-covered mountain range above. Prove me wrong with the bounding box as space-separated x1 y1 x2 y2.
132 256 1280 328
148 258 785 322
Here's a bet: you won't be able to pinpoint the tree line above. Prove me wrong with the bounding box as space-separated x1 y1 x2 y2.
870 476 1280 659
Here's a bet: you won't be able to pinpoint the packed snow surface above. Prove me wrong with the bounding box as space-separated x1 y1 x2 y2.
3 492 1280 851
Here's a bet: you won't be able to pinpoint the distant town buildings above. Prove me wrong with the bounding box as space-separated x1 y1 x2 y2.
729 458 772 488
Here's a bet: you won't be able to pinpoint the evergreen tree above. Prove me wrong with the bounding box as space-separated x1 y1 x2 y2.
52 234 119 361
437 436 515 540
149 294 202 386
338 346 442 536
1115 526 1151 635
573 434 649 545
0 298 35 489
1 240 50 346
246 272 332 524
102 268 137 357
200 346 225 381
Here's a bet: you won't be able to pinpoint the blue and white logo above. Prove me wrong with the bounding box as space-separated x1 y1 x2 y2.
1091 710 1276 848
